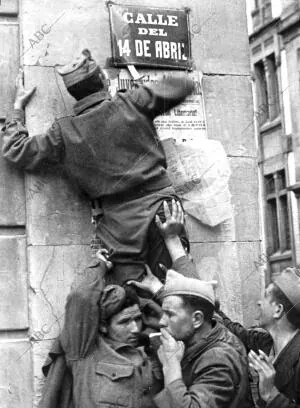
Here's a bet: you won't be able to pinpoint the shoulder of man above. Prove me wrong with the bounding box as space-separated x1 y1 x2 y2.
218 323 248 355
192 341 247 380
189 324 248 373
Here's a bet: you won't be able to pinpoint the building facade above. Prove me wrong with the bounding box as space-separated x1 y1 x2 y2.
248 0 300 276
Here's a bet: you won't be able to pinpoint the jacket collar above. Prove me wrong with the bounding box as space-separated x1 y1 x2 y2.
183 320 245 363
184 320 221 362
73 90 110 115
97 337 134 365
104 336 136 352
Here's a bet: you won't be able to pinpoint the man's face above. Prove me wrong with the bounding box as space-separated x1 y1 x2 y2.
159 295 194 341
257 283 277 329
107 304 142 346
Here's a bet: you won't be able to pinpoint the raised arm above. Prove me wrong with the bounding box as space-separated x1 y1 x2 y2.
1 69 65 170
216 308 272 353
156 200 198 278
60 249 111 359
128 75 195 118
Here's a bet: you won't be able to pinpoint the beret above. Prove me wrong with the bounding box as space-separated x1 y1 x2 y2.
100 285 126 321
56 49 100 88
162 269 215 306
273 267 300 312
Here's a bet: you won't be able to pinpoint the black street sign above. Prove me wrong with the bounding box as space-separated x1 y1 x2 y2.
108 2 192 70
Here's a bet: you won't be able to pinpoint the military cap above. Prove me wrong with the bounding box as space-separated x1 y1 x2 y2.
100 285 127 321
273 267 300 312
162 269 216 306
56 49 101 88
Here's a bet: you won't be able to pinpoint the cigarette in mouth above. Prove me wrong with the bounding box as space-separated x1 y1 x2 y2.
149 332 162 338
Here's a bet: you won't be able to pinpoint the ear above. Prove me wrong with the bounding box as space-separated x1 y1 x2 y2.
192 310 204 329
99 323 108 334
273 303 285 319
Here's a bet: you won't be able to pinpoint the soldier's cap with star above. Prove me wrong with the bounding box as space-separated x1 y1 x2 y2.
273 267 300 312
56 49 103 88
161 269 216 307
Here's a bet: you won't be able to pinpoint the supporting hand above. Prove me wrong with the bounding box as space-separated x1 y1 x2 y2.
127 264 163 294
248 349 279 403
155 199 184 239
14 68 36 110
95 249 113 271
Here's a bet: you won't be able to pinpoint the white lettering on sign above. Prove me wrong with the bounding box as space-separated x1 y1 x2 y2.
117 39 131 56
167 15 178 26
138 27 148 35
123 12 178 26
135 39 151 57
123 12 134 23
155 41 187 60
163 41 170 58
170 42 177 59
137 27 168 36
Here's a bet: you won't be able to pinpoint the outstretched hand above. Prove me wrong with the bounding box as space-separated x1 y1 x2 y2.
14 68 36 109
155 199 184 239
127 264 163 294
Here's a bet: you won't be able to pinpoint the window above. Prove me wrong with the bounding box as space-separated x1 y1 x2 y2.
266 54 280 120
265 170 291 254
254 60 269 125
262 0 272 23
254 54 280 126
251 0 273 30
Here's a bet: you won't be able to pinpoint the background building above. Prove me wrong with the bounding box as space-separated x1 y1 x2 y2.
0 0 259 406
247 0 300 276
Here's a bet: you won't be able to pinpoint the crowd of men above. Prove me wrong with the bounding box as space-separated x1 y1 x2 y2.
2 49 300 407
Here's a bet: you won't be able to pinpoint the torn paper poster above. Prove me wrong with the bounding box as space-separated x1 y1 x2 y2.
163 138 233 227
153 71 207 143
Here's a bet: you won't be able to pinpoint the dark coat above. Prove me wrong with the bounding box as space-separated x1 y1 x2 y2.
68 336 161 408
38 259 106 408
38 339 73 408
154 321 250 408
218 310 300 407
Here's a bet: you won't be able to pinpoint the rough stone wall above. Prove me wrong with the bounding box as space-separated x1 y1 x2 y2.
0 0 260 406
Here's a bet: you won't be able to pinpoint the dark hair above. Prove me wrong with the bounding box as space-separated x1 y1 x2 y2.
271 283 300 328
67 73 104 100
122 286 140 310
180 295 215 323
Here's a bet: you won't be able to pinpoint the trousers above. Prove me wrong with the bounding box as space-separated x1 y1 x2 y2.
92 187 189 285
